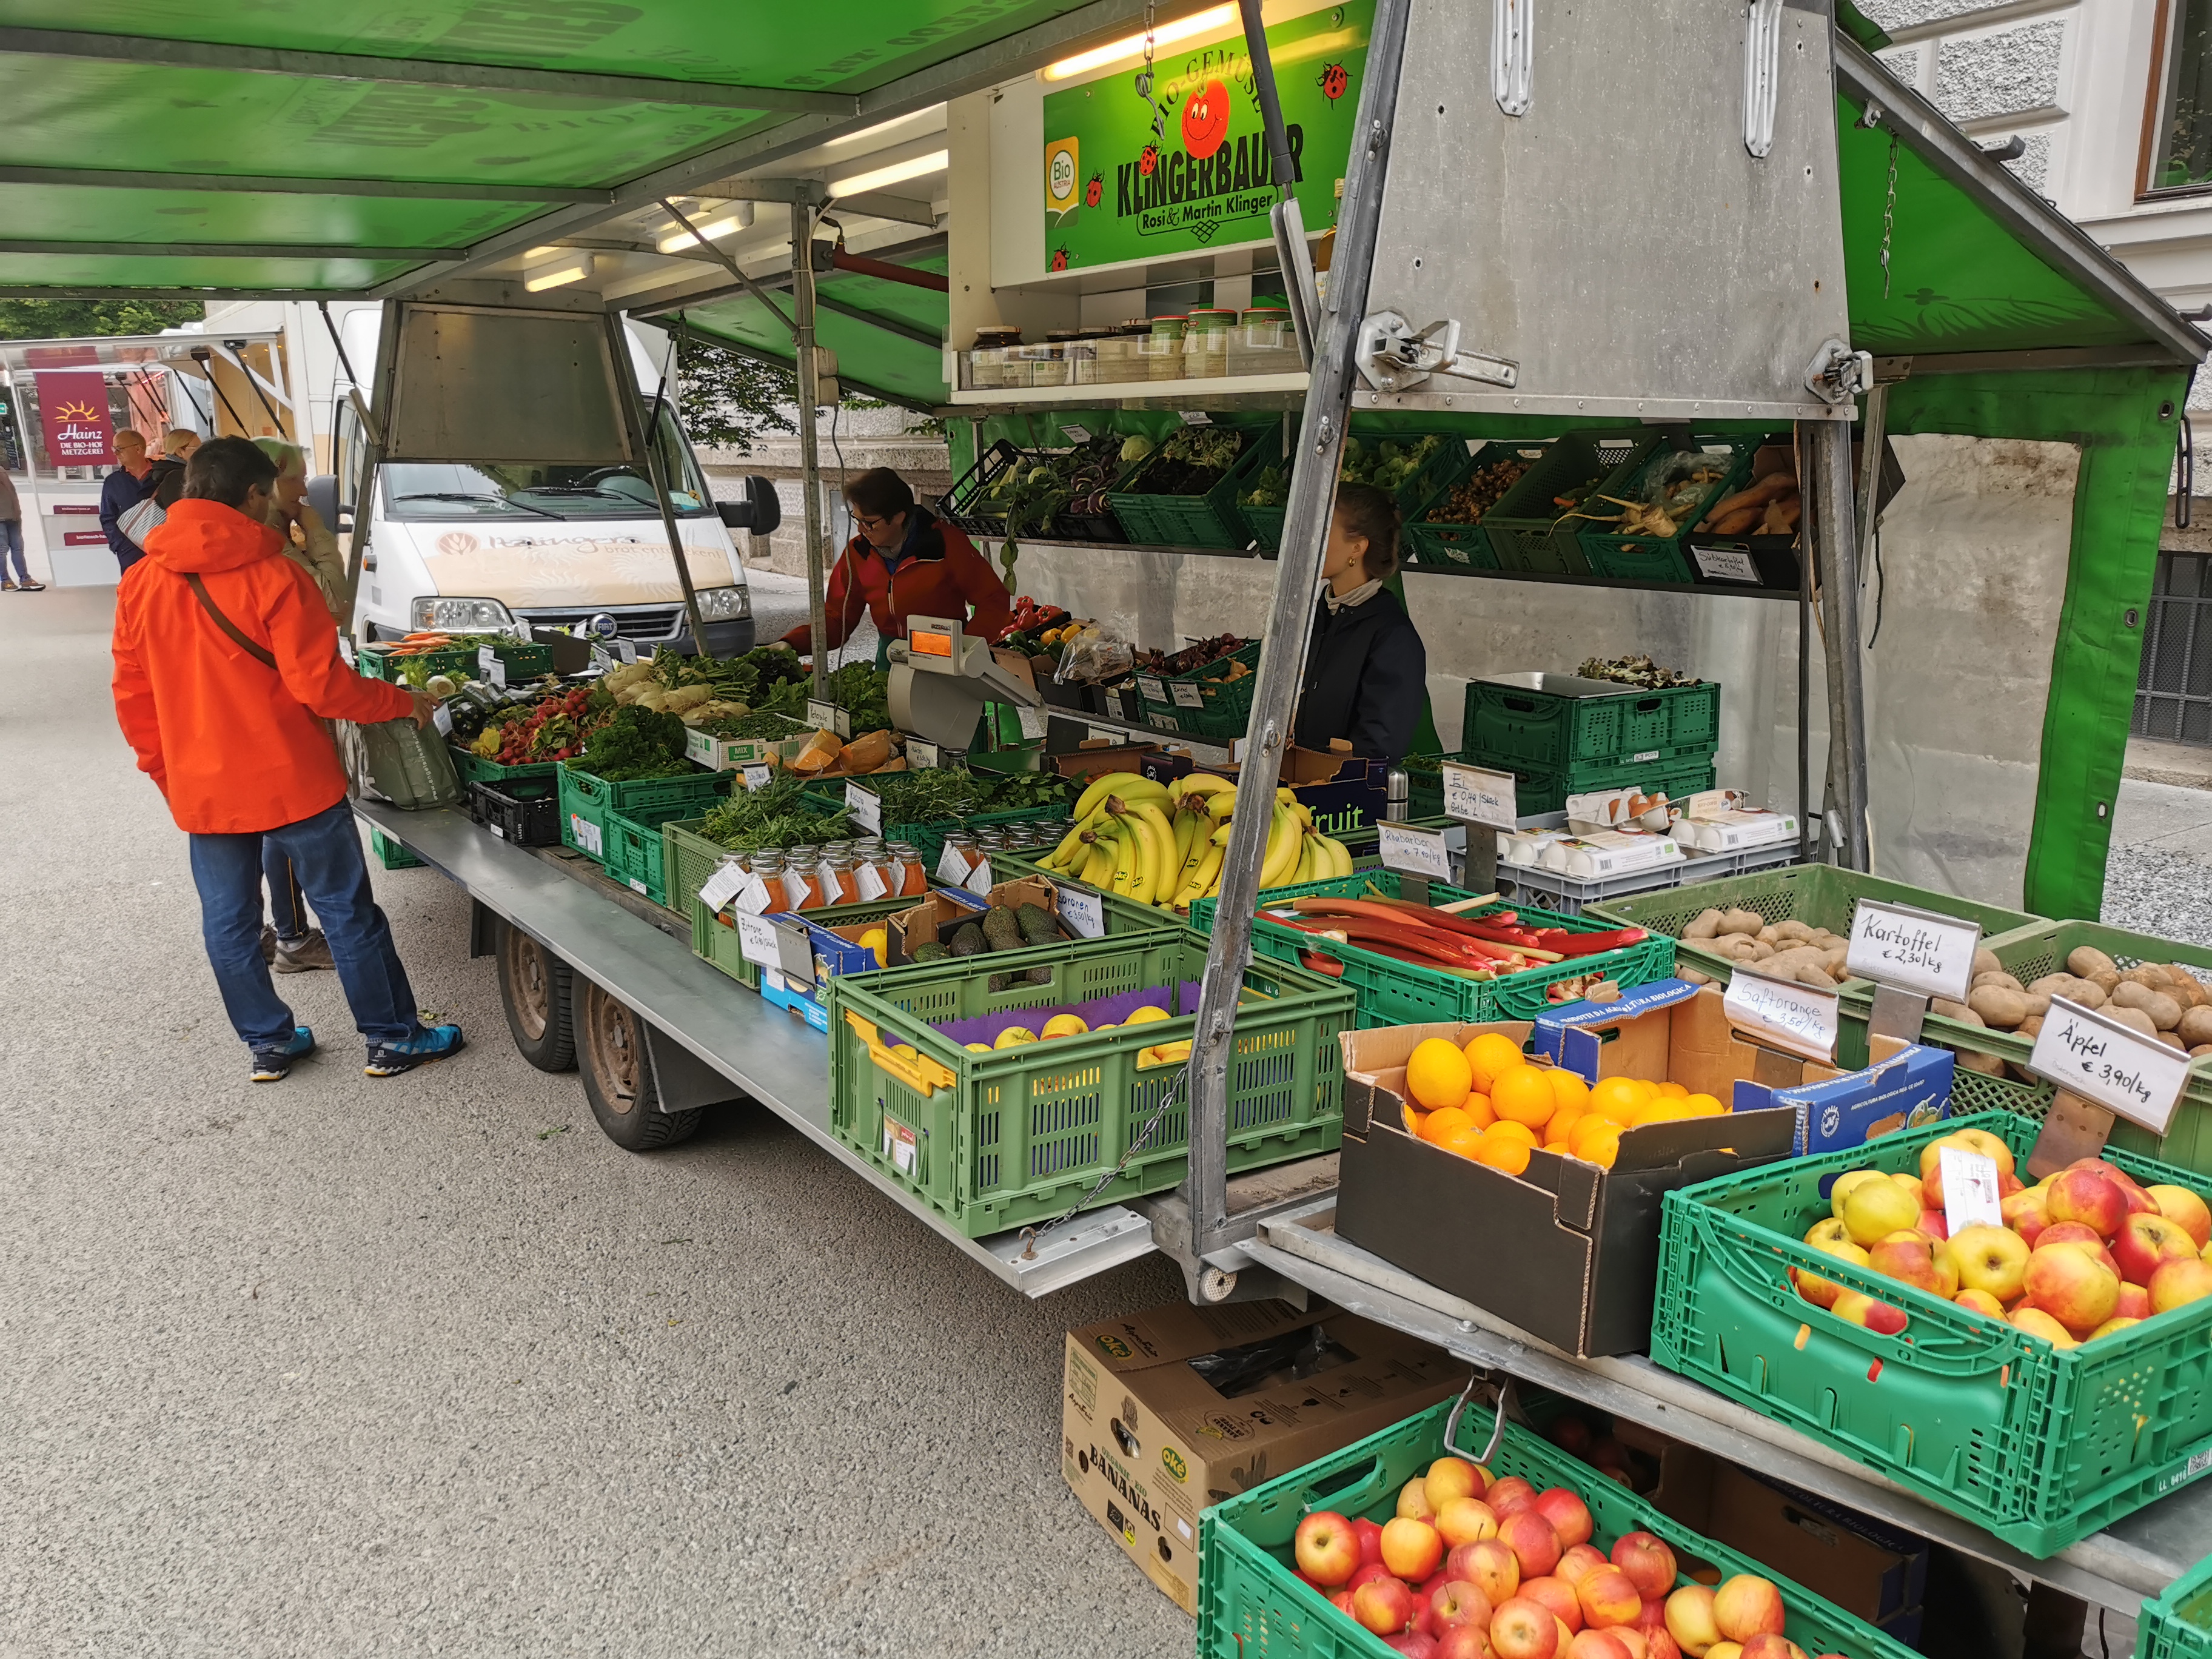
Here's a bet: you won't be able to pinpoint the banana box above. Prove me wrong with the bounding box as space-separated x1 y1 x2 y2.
1139 745 1390 838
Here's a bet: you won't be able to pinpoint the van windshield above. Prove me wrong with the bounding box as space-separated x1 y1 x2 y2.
381 405 712 521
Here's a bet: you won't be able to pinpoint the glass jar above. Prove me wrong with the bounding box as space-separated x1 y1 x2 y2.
1071 326 1110 386
1142 315 1187 382
967 325 1022 390
747 851 784 914
890 842 928 897
824 855 861 907
1232 305 1294 376
1184 307 1236 380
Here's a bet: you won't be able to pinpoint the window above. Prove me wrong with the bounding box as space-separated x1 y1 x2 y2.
2147 0 2212 193
380 401 711 523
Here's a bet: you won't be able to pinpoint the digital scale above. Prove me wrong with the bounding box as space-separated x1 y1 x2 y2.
885 614 1043 758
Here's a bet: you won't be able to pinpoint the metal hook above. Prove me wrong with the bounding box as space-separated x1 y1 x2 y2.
1442 1368 1518 1469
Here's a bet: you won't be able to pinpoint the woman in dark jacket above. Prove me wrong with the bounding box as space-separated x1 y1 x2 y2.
1292 481 1427 763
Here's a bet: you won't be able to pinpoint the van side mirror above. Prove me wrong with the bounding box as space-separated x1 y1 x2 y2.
306 474 352 532
716 474 782 535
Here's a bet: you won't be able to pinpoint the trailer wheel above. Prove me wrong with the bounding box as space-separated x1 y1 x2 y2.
496 922 575 1072
575 979 703 1151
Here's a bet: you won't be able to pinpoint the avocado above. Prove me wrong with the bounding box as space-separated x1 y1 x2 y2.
982 906 1025 953
911 940 952 964
1016 902 1067 948
950 922 987 958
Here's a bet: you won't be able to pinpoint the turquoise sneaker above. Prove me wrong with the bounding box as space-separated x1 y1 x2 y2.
364 1024 465 1078
251 1026 315 1083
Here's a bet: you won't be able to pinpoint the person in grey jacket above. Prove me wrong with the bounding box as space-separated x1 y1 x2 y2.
0 466 35 590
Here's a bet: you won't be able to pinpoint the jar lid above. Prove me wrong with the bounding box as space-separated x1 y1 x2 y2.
1241 305 1290 321
973 324 1023 344
1150 314 1187 327
1188 307 1238 323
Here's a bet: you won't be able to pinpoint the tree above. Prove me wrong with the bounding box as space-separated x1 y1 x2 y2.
0 298 206 340
672 331 797 453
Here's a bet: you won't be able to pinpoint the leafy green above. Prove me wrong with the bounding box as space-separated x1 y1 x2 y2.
697 774 853 851
575 705 692 782
864 766 1070 823
759 662 891 736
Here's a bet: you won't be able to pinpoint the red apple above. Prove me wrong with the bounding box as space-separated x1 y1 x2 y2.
1492 1597 1564 1659
1430 1456 1489 1511
1438 1624 1495 1659
1610 1532 1678 1600
1332 1590 1357 1615
2151 1256 2212 1313
1356 1576 1419 1636
1390 1635 1441 1658
2076 1158 2159 1216
1460 1538 1523 1607
1644 1629 1684 1659
2150 1184 2212 1248
1521 1576 1582 1634
1440 1498 1503 1549
1636 1599 1669 1634
2002 1187 2050 1246
1550 1418 1595 1456
2118 1282 2154 1319
2037 1221 2102 1248
1352 1562 1399 1594
1385 1517 1449 1583
1578 1567 1644 1631
1296 1510 1361 1587
1499 1510 1564 1580
1612 1632 1648 1659
1558 1544 1611 1587
1916 1208 1949 1242
1487 1476 1539 1517
2114 1213 2200 1286
1433 1580 1495 1632
1664 1586 1720 1658
1567 1634 1634 1659
1711 1575 1786 1644
1740 1637 1808 1659
2048 1168 2129 1237
1401 1478 1443 1523
2010 1305 2080 1349
1829 1289 1909 1335
2025 1241 2122 1335
1533 1487 1595 1549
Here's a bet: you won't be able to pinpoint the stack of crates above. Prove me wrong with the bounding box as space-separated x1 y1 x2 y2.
1455 671 1720 815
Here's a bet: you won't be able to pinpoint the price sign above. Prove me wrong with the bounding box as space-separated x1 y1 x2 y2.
734 873 776 915
1017 702 1050 739
1939 1145 2005 1235
962 857 995 896
1171 682 1204 709
697 860 749 913
1137 675 1167 703
628 877 649 897
1178 408 1213 426
855 862 890 902
1056 884 1105 939
432 702 453 737
590 643 616 673
1693 546 1761 585
937 840 972 883
1845 900 1980 1002
1061 423 1092 444
1442 762 1517 831
568 813 603 857
1147 711 1180 732
807 700 852 739
477 645 506 689
742 764 773 792
2029 996 2195 1134
845 782 882 833
1376 822 1453 882
737 910 783 970
1723 970 1840 1064
908 738 940 769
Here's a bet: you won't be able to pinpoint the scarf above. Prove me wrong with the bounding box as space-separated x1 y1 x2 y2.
1322 575 1384 614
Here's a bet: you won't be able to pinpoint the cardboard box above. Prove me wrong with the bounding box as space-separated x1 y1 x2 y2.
1335 1012 1801 1356
1140 745 1390 837
1700 1464 1930 1628
1061 1298 1459 1614
1735 1039 1953 1155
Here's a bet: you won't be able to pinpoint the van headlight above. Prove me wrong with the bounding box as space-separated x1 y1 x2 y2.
694 586 749 621
411 597 515 631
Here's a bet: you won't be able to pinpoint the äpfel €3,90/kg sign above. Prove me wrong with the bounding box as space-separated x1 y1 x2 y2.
1039 1 1370 274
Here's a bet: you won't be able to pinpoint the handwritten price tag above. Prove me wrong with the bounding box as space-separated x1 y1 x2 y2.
432 702 454 737
1171 682 1205 709
568 813 601 856
697 859 748 913
908 738 940 769
845 781 882 833
1061 423 1091 444
1017 703 1049 739
742 764 773 792
2029 996 2194 1134
807 699 851 739
1137 676 1167 703
1722 970 1840 1064
1442 762 1517 831
736 910 782 970
1376 822 1453 882
1940 1145 2005 1234
1056 884 1105 939
477 645 506 689
1845 900 1980 1003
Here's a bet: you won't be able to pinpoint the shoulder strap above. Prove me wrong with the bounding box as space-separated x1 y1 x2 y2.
182 572 278 671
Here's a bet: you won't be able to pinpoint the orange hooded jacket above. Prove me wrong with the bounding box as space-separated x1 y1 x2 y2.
112 498 414 834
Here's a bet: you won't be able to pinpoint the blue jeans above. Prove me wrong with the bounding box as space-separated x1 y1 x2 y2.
189 800 420 1051
0 518 23 583
263 839 310 938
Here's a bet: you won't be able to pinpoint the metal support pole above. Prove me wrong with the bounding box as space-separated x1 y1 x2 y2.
338 300 401 642
1181 0 1413 1272
793 199 831 698
605 312 711 658
1806 418 1871 872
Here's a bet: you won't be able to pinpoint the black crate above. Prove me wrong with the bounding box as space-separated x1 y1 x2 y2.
936 438 1024 537
469 777 561 847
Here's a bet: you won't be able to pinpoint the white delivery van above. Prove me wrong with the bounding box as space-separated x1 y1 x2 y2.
312 312 770 657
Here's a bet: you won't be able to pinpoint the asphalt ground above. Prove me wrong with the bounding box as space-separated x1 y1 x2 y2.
0 583 1190 1657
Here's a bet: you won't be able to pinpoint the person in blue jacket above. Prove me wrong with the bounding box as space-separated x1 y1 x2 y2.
1292 481 1428 765
99 427 158 574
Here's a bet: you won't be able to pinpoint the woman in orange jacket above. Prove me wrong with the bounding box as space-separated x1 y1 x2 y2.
781 468 1011 663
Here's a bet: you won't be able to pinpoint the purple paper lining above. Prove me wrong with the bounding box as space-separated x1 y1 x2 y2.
938 980 1204 1047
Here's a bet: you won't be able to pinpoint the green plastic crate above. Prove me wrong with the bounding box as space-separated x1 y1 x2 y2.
1189 869 1677 1027
691 883 965 993
603 803 694 906
1238 426 1471 555
360 638 552 683
1133 638 1262 740
1400 441 1549 571
1577 438 1754 587
1481 431 1660 575
794 780 1074 866
1107 422 1281 551
368 826 422 870
825 930 1350 1238
2138 1547 2212 1659
449 746 558 789
1653 1109 2212 1557
1463 675 1723 773
991 850 1192 935
1401 749 1718 819
1886 919 2212 1176
556 760 729 863
1587 863 2047 990
1201 1392 1923 1659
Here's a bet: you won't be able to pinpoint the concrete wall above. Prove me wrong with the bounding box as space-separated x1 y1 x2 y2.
699 402 950 579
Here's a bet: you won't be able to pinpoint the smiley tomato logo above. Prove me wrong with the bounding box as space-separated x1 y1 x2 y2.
1085 171 1102 207
1181 77 1230 159
1318 61 1349 102
1138 141 1159 177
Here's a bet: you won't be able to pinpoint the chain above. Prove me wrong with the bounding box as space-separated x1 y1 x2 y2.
1134 0 1165 142
1881 131 1898 301
1019 1056 1193 1259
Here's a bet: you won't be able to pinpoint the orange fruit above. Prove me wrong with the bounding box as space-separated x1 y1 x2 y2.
1546 1070 1592 1116
1590 1076 1644 1125
1421 1106 1473 1145
1441 1124 1488 1159
1547 1102 1587 1147
1681 1092 1727 1117
1569 1113 1617 1157
1656 1081 1689 1099
1486 1119 1539 1148
1475 1133 1532 1175
1631 1099 1688 1128
1407 1037 1474 1111
1403 1105 1428 1136
1462 1093 1496 1130
1573 1121 1623 1169
1464 1032 1526 1094
1491 1066 1557 1129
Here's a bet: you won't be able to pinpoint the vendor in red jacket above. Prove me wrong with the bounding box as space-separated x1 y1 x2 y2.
780 467 1011 660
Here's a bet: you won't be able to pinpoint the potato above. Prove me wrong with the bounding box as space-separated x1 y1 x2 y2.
1956 1048 2007 1077
1933 997 1986 1027
1683 909 1724 941
2108 1005 2160 1038
2020 991 2051 1019
2123 965 2169 992
2028 973 2073 996
1678 965 1714 986
2073 980 2110 1009
1972 948 2003 980
1972 970 2025 994
2070 946 2120 979
1797 963 1837 988
2180 1007 2212 1048
2089 968 2122 994
1757 924 1783 944
1968 985 2029 1029
1749 940 1775 960
2017 1014 2044 1039
1719 908 1763 936
2110 980 2162 1014
2160 1030 2189 1051
2149 991 2185 1031
2172 971 2210 1009
2194 1044 2212 1060
1772 920 1814 943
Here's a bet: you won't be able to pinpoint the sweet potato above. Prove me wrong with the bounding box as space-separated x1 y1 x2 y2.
1702 472 1797 523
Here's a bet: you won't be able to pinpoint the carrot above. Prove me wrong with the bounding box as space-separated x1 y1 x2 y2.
1702 472 1795 523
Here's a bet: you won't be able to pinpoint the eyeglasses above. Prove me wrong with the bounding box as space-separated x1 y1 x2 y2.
855 512 896 532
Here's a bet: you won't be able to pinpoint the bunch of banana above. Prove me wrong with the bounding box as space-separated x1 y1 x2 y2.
1037 771 1179 905
1039 769 1355 910
1156 774 1355 908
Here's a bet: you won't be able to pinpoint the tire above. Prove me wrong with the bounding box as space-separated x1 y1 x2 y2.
575 979 703 1151
496 922 575 1072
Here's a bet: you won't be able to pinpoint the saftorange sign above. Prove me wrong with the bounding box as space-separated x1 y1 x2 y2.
1040 1 1370 274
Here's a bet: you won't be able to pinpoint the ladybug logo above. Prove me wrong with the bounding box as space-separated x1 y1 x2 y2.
1138 141 1159 177
1085 171 1103 208
1318 62 1349 102
1050 246 1070 272
1181 76 1230 160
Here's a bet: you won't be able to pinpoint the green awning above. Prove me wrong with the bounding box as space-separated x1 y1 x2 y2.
669 252 953 409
